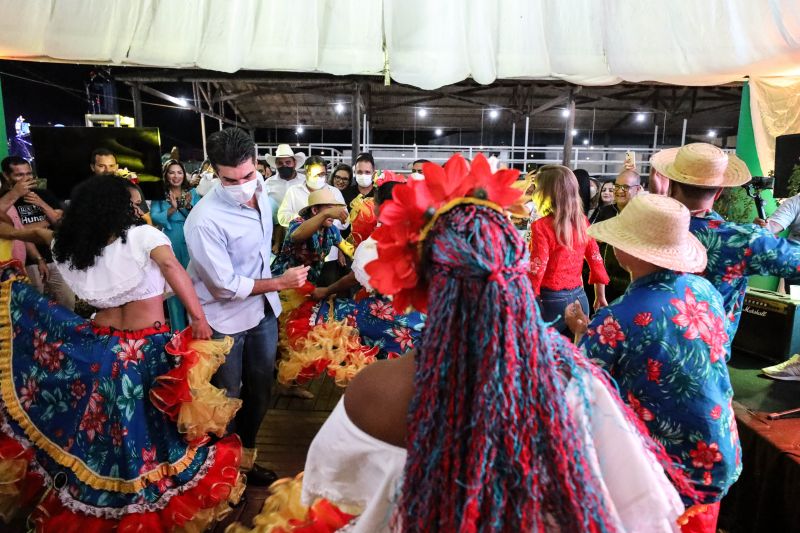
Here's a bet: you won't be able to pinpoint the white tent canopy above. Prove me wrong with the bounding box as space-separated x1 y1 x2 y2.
0 0 799 90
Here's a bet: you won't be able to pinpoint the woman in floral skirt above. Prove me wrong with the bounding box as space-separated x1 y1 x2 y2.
0 175 243 531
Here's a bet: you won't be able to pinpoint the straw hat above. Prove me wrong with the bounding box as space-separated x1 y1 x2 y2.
587 194 707 273
298 188 345 218
650 143 750 188
266 144 307 168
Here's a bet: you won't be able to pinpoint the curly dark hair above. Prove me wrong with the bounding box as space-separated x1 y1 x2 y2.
53 175 140 270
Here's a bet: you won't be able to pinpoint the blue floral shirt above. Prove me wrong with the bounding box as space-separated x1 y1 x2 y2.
272 216 342 285
580 271 741 504
691 211 800 340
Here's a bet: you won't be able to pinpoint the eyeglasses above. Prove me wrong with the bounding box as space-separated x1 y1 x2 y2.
613 184 641 192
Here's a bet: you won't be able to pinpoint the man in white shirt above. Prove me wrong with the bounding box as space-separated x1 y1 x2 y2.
755 192 800 243
184 128 309 486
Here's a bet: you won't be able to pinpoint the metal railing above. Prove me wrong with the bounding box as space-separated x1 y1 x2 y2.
256 142 734 178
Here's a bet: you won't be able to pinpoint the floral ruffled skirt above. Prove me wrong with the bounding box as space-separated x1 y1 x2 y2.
0 265 244 531
278 288 425 387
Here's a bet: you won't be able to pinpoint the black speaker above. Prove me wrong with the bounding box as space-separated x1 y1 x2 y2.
732 287 800 362
773 133 800 198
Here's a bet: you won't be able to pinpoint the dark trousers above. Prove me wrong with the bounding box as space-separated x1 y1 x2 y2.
211 309 278 449
538 286 589 335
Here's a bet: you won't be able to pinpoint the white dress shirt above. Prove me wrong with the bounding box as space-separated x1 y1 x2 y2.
768 193 800 243
265 174 304 210
184 176 281 335
277 182 349 261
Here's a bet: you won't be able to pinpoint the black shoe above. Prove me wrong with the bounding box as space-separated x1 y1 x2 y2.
246 464 278 486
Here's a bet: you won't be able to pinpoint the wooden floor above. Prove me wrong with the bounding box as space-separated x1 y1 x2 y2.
212 376 342 531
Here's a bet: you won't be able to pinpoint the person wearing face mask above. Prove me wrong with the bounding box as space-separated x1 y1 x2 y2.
184 128 310 487
343 153 376 209
267 145 307 253
410 158 429 180
278 156 349 286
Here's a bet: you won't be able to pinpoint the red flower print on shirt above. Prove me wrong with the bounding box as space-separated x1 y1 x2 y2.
70 380 86 401
702 315 729 363
743 248 752 257
710 405 722 420
597 316 626 348
689 441 723 470
110 422 128 447
722 261 746 283
633 312 653 327
118 338 145 369
140 445 174 492
32 330 64 372
90 362 100 373
368 300 395 321
703 471 713 486
646 359 662 383
707 220 722 229
627 391 654 422
670 288 712 341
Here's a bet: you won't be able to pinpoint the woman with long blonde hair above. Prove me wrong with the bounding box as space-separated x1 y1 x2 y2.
529 165 609 333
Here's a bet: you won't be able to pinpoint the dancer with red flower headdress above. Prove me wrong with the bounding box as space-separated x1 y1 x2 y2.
252 154 694 532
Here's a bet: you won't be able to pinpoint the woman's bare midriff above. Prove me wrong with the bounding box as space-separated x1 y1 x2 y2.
93 295 168 331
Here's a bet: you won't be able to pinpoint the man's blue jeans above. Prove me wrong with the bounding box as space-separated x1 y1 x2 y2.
211 309 278 449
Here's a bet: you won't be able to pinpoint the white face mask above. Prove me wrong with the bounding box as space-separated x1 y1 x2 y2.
224 178 258 204
200 170 215 181
410 172 424 181
355 174 373 187
307 176 326 190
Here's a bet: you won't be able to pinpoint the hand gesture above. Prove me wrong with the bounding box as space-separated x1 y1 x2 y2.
325 206 348 223
564 300 589 336
191 316 213 339
37 261 49 284
168 191 178 209
12 177 34 198
593 295 608 311
311 287 329 300
280 265 310 290
24 191 44 207
753 217 768 228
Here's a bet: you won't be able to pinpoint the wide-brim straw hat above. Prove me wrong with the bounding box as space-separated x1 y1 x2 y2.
298 188 345 218
587 194 707 273
650 142 751 188
266 144 307 168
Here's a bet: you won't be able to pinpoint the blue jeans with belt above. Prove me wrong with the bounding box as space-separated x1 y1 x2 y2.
538 286 589 335
211 309 278 449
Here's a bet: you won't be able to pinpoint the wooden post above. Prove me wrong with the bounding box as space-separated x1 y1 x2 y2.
131 84 143 127
561 92 576 166
351 82 361 161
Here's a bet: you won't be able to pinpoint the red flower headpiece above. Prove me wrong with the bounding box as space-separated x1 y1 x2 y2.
364 153 521 313
373 170 406 188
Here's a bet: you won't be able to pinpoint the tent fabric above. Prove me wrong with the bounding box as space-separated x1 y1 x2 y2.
0 0 799 89
748 76 800 176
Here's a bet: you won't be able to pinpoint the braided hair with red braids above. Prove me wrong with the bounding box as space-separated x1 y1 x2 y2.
397 202 692 532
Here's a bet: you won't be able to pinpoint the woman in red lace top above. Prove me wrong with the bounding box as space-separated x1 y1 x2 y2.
529 165 609 334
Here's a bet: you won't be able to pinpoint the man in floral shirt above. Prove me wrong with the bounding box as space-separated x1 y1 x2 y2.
567 194 741 533
651 143 800 343
272 188 350 285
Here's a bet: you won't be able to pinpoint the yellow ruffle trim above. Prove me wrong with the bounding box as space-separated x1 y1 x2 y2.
278 309 377 388
0 278 196 494
225 473 360 533
152 336 242 444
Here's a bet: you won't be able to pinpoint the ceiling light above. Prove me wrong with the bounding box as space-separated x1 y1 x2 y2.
335 102 344 114
401 153 406 157
561 109 570 118
582 138 589 145
435 128 443 136
176 98 189 107
418 108 427 118
636 112 646 122
571 129 578 136
489 109 499 119
296 126 304 134
707 129 717 137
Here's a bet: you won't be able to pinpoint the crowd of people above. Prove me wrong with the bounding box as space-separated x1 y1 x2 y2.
0 128 799 532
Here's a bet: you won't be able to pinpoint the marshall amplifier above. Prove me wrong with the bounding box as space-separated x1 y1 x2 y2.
732 287 800 362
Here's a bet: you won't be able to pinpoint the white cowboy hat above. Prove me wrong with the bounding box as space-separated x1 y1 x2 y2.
266 144 307 168
650 142 751 188
298 188 345 218
587 194 707 273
